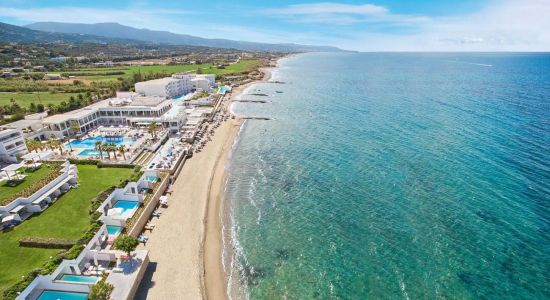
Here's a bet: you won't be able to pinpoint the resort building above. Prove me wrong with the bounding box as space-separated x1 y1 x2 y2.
17 223 150 300
17 170 168 300
135 73 216 98
135 77 187 98
0 161 78 227
0 128 28 162
43 93 187 139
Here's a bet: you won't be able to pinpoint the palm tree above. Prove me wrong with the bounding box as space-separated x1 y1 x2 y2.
94 141 104 160
48 134 57 151
148 122 158 139
25 138 37 153
101 142 111 160
117 145 126 160
109 143 118 160
54 140 64 155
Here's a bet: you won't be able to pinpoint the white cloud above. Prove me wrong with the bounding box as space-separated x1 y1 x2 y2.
263 2 430 25
264 0 550 51
266 3 388 15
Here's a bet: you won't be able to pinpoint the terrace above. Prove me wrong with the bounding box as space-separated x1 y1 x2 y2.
0 161 78 229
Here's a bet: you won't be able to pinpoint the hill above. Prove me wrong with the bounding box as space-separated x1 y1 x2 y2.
0 21 142 44
25 22 341 52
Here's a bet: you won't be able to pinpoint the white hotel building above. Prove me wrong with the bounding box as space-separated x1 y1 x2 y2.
44 93 187 139
136 73 216 98
0 128 27 162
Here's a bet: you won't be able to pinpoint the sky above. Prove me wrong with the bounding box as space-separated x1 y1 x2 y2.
0 0 549 51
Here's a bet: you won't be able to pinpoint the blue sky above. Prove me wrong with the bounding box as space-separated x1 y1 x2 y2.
0 0 548 51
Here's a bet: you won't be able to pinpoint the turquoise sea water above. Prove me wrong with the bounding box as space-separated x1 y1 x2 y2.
225 53 549 299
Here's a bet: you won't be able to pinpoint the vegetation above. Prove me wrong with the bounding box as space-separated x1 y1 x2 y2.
18 237 76 249
0 163 62 205
148 122 158 139
0 165 133 295
0 92 80 106
113 235 139 256
89 280 114 300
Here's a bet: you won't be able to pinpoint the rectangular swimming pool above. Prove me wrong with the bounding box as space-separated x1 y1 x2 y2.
106 225 122 236
59 274 100 284
145 176 158 182
112 200 139 218
38 290 88 300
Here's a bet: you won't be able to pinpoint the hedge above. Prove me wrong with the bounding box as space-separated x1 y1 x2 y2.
68 158 99 165
97 162 135 169
19 237 76 249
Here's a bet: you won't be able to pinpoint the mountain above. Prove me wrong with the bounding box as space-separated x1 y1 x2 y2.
25 22 341 52
0 21 144 44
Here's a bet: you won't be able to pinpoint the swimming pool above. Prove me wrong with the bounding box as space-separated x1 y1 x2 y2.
112 200 139 218
78 149 101 157
67 135 136 149
145 176 158 182
106 225 122 236
38 290 88 300
59 274 100 284
218 85 231 94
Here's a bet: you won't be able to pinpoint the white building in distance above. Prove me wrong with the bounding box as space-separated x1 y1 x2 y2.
135 73 216 98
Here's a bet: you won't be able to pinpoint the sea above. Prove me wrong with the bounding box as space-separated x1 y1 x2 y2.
223 52 550 299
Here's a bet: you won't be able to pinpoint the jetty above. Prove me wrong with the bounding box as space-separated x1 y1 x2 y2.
239 117 271 120
233 99 267 103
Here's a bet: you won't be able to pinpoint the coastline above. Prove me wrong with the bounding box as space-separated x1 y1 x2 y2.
135 61 276 300
203 66 274 300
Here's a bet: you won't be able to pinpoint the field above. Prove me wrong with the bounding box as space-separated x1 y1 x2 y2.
68 59 261 81
0 60 260 109
0 165 132 294
0 92 80 107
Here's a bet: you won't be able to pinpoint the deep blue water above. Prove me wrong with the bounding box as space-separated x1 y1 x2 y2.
225 53 550 299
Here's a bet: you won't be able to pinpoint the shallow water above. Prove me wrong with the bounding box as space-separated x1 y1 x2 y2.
225 52 550 299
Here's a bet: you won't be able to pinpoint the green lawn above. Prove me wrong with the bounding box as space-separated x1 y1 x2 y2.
0 165 132 294
0 92 80 107
0 166 55 204
72 59 261 81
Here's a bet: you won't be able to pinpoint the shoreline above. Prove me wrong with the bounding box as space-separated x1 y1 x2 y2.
203 65 274 300
135 59 279 300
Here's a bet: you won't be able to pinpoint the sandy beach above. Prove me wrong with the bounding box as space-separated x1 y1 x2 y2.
135 66 273 300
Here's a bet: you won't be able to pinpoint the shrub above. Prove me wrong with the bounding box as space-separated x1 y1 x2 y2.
64 244 85 260
113 235 139 256
68 158 99 165
19 237 76 249
89 280 114 300
97 162 135 169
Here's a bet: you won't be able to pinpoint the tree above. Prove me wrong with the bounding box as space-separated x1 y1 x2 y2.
114 235 139 257
148 122 158 139
94 141 104 160
89 280 114 300
118 145 126 160
25 138 37 153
